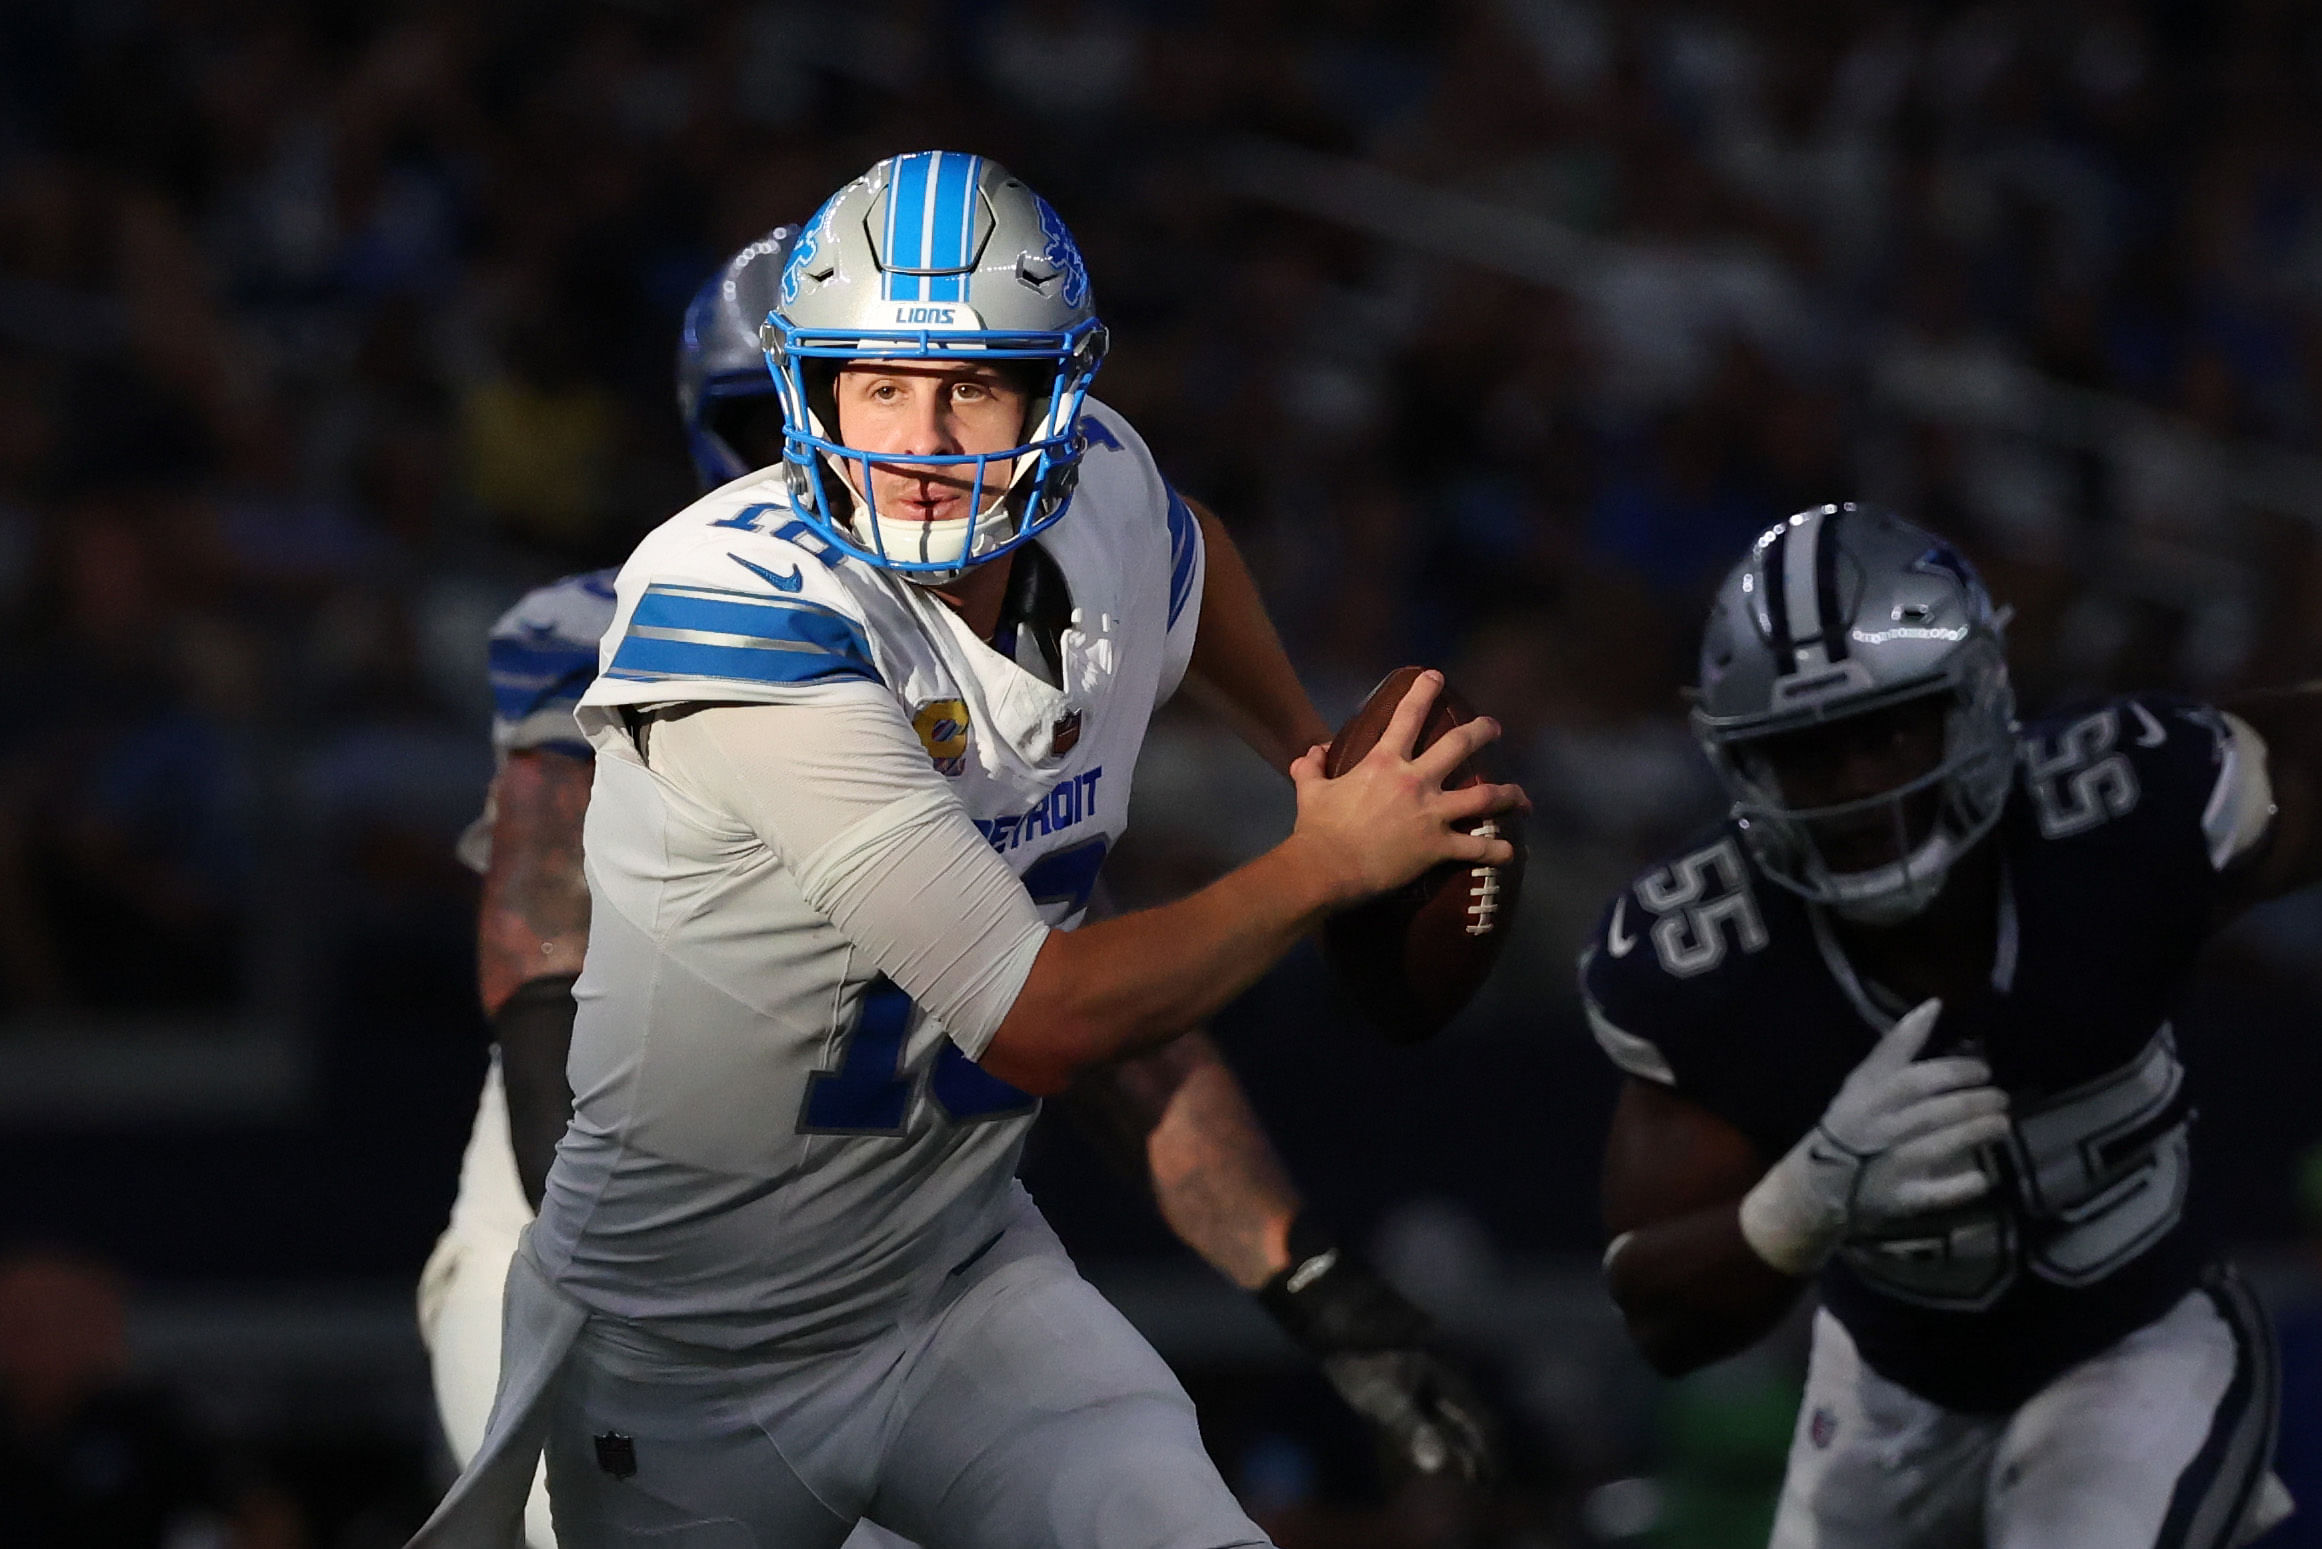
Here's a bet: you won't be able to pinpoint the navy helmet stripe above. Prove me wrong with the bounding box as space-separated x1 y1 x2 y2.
1813 503 1851 663
1761 525 1796 670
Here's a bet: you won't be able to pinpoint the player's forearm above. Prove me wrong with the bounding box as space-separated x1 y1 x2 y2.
1180 502 1331 777
496 974 579 1209
476 751 593 1016
1069 1034 1300 1288
1605 1206 1804 1376
981 837 1344 1094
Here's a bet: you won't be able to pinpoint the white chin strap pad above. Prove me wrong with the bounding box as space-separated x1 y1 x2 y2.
1823 829 1961 925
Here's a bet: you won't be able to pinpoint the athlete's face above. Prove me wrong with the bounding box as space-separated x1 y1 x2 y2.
1749 695 1950 872
831 360 1031 529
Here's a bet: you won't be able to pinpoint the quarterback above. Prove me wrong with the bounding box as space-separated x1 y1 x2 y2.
419 219 1496 1547
1585 503 2321 1547
410 153 1520 1549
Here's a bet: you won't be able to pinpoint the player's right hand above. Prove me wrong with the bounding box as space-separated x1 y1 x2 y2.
1285 671 1525 907
1737 998 2012 1275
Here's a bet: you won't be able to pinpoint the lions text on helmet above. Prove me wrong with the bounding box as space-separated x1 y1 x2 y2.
763 151 1108 584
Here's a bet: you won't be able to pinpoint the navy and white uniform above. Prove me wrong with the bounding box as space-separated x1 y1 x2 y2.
412 401 1268 1549
1584 696 2292 1548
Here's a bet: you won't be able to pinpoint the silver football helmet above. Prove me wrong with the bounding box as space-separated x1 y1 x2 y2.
763 151 1107 584
1693 504 2016 923
677 226 796 488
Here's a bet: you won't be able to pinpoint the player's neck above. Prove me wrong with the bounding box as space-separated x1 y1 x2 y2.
1828 840 2003 1007
923 552 1019 643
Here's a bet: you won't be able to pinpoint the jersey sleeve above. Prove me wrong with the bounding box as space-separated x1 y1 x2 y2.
648 699 1050 1057
1575 830 1804 1153
576 510 883 747
1157 484 1206 706
488 569 619 756
2023 695 2274 904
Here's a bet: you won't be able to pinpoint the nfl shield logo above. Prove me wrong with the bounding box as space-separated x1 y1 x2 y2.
1808 1406 1838 1449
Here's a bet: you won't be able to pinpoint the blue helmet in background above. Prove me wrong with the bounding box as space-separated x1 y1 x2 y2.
676 226 798 489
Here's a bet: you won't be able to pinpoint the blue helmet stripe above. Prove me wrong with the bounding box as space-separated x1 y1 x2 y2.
885 154 932 302
928 152 978 302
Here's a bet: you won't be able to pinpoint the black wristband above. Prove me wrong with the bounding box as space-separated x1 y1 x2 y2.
1258 1212 1432 1354
494 973 581 1211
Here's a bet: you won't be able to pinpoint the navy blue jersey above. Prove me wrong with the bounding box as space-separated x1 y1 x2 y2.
1582 695 2272 1412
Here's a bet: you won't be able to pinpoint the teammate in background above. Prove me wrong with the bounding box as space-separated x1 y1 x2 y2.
1584 504 2322 1547
416 165 1511 1549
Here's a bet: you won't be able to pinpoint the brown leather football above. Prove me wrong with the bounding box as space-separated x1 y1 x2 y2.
1320 666 1526 1044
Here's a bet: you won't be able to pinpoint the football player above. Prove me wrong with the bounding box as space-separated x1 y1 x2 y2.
1584 502 2322 1547
413 156 1519 1549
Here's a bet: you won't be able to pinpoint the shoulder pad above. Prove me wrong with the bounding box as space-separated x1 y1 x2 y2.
2015 694 2238 860
585 487 880 707
1580 828 1778 1082
488 568 620 740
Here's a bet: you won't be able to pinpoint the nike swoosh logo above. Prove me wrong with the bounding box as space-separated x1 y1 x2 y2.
2130 701 2166 748
731 554 803 593
1607 896 1637 957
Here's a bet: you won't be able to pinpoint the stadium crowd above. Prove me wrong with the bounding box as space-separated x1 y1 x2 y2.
8 0 2322 1544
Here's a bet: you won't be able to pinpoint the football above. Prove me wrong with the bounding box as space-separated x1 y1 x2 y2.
1321 666 1527 1044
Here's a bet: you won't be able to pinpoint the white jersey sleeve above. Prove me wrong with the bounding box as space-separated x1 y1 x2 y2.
488 569 621 755
1156 485 1205 707
579 505 882 720
645 700 1050 1058
459 567 621 872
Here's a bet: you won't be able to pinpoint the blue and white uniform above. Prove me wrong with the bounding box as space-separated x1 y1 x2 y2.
420 571 919 1549
420 570 617 1549
1584 697 2293 1548
414 402 1267 1549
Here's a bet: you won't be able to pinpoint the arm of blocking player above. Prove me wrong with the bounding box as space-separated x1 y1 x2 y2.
987 671 1520 1094
1175 498 1333 777
476 748 594 1208
1604 1000 2008 1375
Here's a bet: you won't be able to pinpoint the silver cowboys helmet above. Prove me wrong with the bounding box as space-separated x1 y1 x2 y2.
764 151 1108 583
1693 504 2016 924
678 226 798 488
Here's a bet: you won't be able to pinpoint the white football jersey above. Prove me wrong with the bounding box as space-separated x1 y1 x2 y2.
534 399 1204 1350
446 568 619 1240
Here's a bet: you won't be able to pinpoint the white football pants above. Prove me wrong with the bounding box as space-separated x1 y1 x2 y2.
537 1197 1267 1549
418 1204 919 1547
1771 1272 2292 1549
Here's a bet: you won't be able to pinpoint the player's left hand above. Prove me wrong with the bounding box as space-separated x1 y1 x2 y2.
1258 1219 1501 1483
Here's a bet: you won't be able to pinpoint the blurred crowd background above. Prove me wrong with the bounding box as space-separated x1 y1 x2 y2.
10 0 2322 1544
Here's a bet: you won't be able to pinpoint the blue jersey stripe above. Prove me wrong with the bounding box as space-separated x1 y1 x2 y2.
885 154 931 302
605 634 878 687
1165 489 1199 628
491 684 585 720
487 638 599 720
629 587 863 650
612 584 876 684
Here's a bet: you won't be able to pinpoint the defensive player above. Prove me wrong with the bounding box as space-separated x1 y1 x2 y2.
413 156 1519 1549
1583 503 2320 1547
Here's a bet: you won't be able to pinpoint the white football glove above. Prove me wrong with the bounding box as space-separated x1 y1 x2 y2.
1738 998 2010 1276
